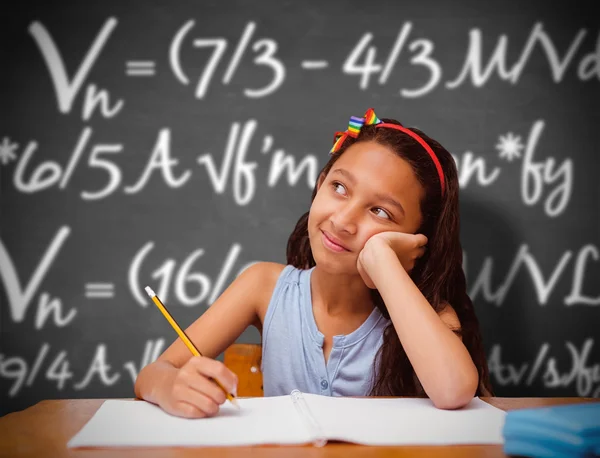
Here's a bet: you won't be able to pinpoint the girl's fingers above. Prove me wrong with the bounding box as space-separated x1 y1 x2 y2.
357 257 376 289
173 400 207 418
175 390 220 418
187 374 227 405
415 234 428 247
191 357 238 395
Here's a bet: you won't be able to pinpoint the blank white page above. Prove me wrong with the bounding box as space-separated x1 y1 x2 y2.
68 397 312 447
302 395 506 446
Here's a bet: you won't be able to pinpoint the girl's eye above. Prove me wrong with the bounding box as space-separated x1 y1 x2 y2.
372 207 391 220
332 182 346 195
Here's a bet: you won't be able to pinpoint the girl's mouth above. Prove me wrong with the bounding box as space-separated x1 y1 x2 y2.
321 230 350 252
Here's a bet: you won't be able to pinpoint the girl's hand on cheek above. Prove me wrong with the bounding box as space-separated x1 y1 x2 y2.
357 231 428 288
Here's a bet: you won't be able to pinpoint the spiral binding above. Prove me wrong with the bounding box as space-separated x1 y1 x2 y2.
290 389 328 447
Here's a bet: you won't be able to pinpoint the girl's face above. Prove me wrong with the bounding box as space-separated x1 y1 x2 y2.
308 141 425 274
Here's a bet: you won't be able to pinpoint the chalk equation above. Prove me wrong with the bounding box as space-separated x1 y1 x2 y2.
0 339 165 397
1 119 572 217
0 225 597 340
0 227 257 331
28 18 599 116
6 123 319 205
2 337 598 398
488 338 600 397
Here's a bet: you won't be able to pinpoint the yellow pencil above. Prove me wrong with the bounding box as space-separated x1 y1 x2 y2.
144 286 239 409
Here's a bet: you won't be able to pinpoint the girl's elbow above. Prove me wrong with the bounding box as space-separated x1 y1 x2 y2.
432 372 478 410
432 389 474 410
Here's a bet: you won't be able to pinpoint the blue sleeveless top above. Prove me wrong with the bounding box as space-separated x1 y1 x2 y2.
261 265 389 397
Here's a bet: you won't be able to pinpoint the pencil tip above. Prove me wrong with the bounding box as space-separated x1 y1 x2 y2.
145 286 155 297
229 397 240 409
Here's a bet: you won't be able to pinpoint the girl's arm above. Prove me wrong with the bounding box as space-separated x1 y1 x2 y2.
154 261 278 363
361 238 479 409
134 262 282 416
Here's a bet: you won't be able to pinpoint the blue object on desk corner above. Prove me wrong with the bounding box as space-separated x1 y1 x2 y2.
502 402 600 458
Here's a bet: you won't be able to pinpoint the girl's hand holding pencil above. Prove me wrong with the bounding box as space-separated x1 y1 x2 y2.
144 286 239 419
156 355 238 419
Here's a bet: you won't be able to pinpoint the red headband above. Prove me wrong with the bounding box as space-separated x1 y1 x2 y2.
330 109 446 197
376 123 445 197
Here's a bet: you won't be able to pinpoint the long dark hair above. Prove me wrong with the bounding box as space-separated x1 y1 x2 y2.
286 117 494 397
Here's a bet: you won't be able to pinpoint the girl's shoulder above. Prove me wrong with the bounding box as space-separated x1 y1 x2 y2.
244 261 287 281
244 262 287 323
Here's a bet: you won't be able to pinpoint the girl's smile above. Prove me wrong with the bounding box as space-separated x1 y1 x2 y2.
321 229 351 252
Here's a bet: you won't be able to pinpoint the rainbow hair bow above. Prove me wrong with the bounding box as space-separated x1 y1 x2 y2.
328 107 446 196
330 108 382 154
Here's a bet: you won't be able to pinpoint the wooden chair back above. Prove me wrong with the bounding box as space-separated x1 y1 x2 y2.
223 343 263 397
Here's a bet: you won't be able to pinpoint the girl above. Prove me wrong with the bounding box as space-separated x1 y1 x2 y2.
134 108 493 418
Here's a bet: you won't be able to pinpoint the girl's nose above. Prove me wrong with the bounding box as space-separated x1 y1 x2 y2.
330 204 359 235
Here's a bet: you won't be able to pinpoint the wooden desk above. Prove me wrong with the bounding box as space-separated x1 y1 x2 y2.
0 397 597 457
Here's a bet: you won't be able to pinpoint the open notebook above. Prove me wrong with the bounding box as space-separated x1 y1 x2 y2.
68 390 506 448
